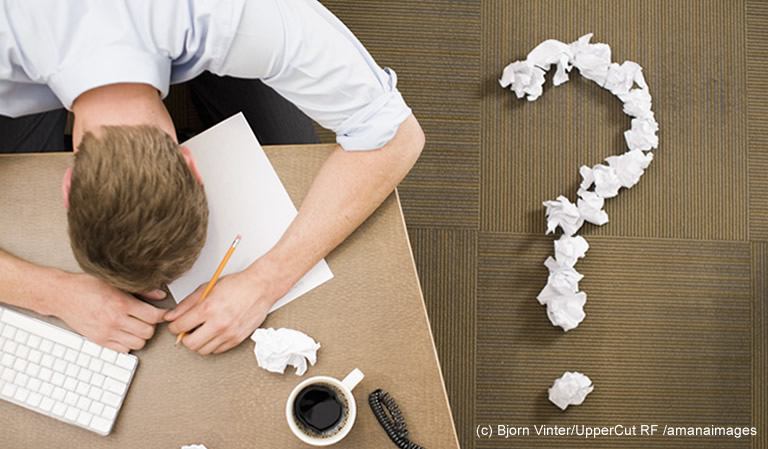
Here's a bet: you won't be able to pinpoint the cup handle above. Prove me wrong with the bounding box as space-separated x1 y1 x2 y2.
341 368 364 391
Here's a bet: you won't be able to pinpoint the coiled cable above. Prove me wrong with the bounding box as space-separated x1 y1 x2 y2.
368 389 426 449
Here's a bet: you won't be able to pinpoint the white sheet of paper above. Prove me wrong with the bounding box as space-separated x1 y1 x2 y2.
168 113 333 311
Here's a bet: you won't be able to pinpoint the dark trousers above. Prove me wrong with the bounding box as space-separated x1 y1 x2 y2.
0 74 319 153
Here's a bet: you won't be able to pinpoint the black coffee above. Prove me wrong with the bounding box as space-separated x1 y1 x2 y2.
294 384 346 435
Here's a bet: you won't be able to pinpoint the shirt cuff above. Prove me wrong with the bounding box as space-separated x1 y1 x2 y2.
334 68 412 151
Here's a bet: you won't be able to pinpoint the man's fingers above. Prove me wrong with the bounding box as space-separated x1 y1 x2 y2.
112 330 147 351
124 296 167 325
119 316 156 341
102 330 147 353
212 339 237 355
181 319 218 352
137 289 167 301
167 301 206 335
165 284 205 321
196 335 224 356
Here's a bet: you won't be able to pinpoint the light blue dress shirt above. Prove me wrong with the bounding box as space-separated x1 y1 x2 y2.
0 0 411 151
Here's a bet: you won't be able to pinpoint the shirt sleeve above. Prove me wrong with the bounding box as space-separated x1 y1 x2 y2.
219 0 412 151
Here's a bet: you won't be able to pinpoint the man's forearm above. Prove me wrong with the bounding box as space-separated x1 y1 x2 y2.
0 247 64 316
250 114 425 298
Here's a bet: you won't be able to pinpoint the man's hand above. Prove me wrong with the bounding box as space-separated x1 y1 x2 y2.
165 267 279 355
52 273 168 353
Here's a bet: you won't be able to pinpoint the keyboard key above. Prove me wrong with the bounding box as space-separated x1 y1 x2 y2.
89 358 104 373
65 363 79 378
39 339 53 353
76 353 91 368
100 348 117 364
82 341 102 357
1 368 14 382
13 386 29 403
27 334 41 349
14 372 29 387
102 405 118 420
77 396 91 411
91 373 105 388
65 405 80 421
64 348 78 363
15 344 30 359
64 391 79 406
63 377 77 391
26 377 41 392
52 359 66 373
0 353 14 368
89 401 104 416
4 340 18 354
77 410 93 427
52 344 65 358
25 363 40 378
1 325 15 339
77 369 93 384
40 354 54 369
102 363 131 383
14 329 29 344
51 372 65 387
91 416 111 434
28 391 42 408
2 383 17 398
52 401 67 417
76 381 90 396
40 397 54 412
28 349 42 365
51 386 66 402
12 358 27 373
101 391 121 408
103 377 127 396
40 382 54 396
115 353 137 370
88 386 103 401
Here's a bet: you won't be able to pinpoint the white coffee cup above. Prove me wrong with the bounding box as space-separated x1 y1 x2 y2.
286 368 364 446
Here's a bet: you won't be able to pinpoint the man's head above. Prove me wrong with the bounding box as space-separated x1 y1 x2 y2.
63 125 208 293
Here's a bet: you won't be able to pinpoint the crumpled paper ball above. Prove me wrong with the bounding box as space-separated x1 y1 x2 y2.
548 371 594 410
554 235 589 267
605 150 654 189
576 190 609 226
603 61 646 96
499 60 546 101
569 33 612 85
543 196 585 236
250 328 321 376
526 39 573 85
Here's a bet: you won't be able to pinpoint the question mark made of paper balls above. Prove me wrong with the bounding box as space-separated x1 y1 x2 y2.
499 34 659 332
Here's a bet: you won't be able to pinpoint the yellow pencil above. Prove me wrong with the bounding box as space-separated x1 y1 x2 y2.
175 234 242 345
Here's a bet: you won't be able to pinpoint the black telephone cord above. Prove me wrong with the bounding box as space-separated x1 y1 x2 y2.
368 389 426 449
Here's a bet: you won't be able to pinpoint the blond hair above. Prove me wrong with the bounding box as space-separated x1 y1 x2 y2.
67 125 208 292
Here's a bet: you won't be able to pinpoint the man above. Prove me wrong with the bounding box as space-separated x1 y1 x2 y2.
0 0 424 355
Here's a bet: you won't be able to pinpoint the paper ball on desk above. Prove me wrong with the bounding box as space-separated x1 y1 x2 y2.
250 328 321 376
548 371 594 410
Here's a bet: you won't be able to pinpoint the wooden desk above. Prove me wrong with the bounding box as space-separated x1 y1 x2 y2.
0 146 460 448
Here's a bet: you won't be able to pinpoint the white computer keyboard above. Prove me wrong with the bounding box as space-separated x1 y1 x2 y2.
0 304 138 436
